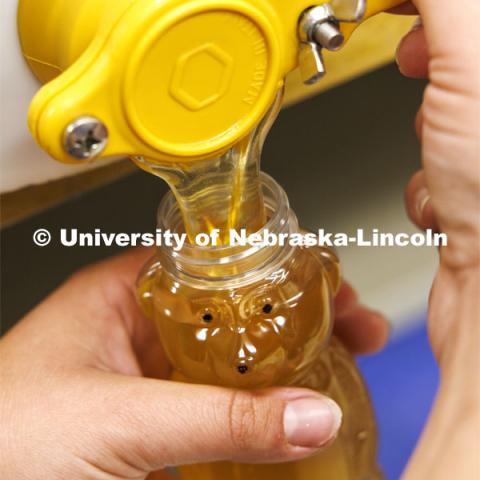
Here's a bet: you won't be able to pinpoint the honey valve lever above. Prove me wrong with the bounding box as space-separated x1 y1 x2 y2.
18 0 405 165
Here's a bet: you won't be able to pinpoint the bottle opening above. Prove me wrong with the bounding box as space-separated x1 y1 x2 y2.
156 172 299 288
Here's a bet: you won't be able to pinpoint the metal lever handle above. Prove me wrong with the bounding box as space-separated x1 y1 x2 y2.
330 0 366 22
297 0 406 85
298 42 326 86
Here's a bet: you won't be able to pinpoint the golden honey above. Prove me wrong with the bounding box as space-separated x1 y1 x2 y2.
132 91 283 243
137 173 381 480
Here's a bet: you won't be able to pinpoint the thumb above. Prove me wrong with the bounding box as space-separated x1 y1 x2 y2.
91 374 342 472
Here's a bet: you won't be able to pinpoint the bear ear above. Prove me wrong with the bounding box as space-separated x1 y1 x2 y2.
315 247 341 295
136 255 162 318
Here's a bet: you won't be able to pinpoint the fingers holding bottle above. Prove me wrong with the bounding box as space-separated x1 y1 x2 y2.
394 1 480 270
86 375 343 473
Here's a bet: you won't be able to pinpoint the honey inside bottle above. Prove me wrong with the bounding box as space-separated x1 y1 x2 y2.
134 85 381 480
137 167 382 479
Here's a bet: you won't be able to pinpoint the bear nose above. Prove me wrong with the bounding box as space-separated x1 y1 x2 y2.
237 364 249 375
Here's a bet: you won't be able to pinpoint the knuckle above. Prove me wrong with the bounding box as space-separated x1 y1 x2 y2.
226 391 282 453
67 263 124 302
66 264 99 285
227 391 258 451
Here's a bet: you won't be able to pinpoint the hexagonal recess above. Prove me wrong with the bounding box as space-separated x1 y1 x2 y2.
170 43 234 111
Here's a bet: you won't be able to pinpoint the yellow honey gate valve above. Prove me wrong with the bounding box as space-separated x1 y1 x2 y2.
18 0 405 166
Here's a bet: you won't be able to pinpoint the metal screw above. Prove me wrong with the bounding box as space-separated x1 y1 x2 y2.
63 116 108 160
298 4 335 44
297 5 345 85
313 22 344 51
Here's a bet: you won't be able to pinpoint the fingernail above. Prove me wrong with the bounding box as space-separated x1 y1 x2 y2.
395 38 406 71
396 16 423 71
415 188 430 219
394 37 405 70
411 16 423 31
284 397 342 448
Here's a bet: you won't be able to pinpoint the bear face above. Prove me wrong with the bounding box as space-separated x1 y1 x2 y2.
138 247 339 389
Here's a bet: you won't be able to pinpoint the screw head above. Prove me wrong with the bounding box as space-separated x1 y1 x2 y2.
313 22 344 51
63 116 108 160
298 4 335 43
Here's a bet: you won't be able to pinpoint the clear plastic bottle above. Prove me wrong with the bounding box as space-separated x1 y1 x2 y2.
137 173 382 480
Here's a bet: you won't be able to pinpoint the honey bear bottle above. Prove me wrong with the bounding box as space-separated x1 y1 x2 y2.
137 173 382 480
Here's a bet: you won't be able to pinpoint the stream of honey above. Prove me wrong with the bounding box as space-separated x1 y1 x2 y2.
133 91 283 242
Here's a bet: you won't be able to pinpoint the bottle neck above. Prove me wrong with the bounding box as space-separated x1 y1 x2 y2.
156 172 299 290
135 89 284 243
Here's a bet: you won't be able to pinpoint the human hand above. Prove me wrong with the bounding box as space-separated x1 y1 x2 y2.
394 0 480 356
392 2 479 478
0 247 388 480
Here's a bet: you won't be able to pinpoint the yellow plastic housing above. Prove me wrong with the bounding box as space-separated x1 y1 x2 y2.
18 0 405 165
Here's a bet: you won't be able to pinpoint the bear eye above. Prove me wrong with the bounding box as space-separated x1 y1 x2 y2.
262 303 273 314
202 312 213 323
